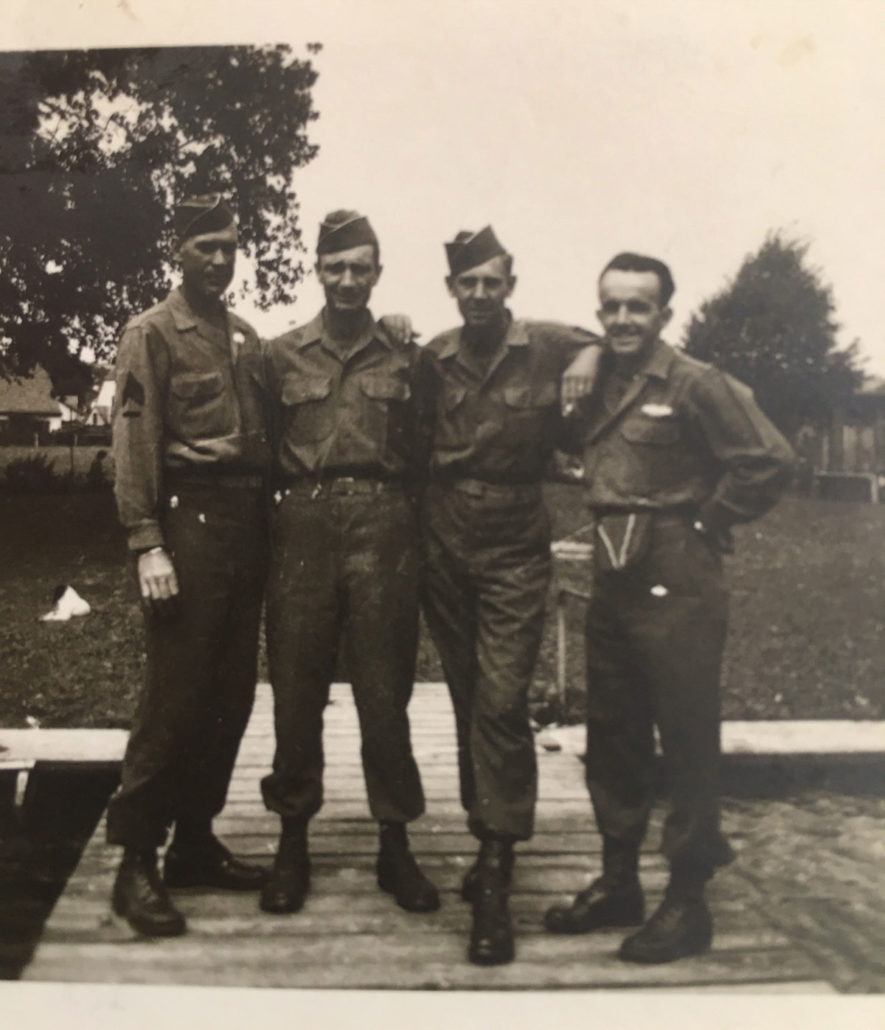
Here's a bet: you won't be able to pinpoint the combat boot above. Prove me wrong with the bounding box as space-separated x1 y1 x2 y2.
376 821 440 913
112 847 186 937
468 839 515 966
164 824 267 891
544 837 644 934
618 865 713 963
461 845 514 902
260 819 311 914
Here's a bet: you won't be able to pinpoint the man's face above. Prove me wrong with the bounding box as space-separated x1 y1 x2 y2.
447 255 515 329
175 224 238 303
316 244 381 313
597 269 671 361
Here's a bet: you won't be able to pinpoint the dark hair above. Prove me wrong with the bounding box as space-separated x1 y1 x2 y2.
320 208 381 266
600 252 675 306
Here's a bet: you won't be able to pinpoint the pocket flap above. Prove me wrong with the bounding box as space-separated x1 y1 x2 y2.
361 376 411 401
282 375 332 405
171 371 224 399
621 416 679 445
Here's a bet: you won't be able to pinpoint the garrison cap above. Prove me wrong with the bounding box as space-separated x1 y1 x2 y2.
317 210 379 255
174 193 236 241
445 225 508 276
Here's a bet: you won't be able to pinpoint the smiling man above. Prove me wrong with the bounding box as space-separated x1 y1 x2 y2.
420 226 599 966
108 193 270 937
259 210 438 918
544 252 795 963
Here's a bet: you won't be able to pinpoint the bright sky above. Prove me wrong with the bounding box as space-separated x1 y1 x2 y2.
11 0 885 376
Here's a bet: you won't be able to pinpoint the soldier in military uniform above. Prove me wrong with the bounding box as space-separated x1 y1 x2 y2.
108 194 269 937
544 252 795 963
259 210 438 917
420 227 599 965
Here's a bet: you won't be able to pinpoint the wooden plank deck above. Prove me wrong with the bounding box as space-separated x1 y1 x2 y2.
23 683 834 991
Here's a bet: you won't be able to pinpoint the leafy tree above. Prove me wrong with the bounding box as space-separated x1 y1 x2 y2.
0 45 321 383
682 233 864 436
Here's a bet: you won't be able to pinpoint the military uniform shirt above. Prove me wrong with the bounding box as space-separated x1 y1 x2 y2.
422 317 598 484
266 309 422 483
573 339 795 524
112 288 270 552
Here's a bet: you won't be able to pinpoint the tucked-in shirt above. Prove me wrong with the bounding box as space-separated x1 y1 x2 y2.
112 287 270 551
570 339 795 526
421 316 598 484
266 308 423 483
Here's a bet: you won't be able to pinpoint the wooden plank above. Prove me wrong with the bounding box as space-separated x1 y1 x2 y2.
40 896 786 942
24 935 822 990
0 728 127 764
23 680 835 994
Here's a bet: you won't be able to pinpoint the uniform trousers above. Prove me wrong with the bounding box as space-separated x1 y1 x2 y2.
261 482 425 824
583 511 735 874
421 481 551 841
107 485 268 849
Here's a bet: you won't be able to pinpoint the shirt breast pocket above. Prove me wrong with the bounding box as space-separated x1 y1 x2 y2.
361 376 411 405
360 375 412 452
501 381 558 440
620 415 680 446
169 371 227 439
281 374 334 441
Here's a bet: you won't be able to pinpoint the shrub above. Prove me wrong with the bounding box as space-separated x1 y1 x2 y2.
4 454 59 492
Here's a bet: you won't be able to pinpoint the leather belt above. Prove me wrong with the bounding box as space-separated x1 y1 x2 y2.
436 478 542 501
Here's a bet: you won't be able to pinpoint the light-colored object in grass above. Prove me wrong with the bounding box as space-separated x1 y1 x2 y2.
39 584 91 622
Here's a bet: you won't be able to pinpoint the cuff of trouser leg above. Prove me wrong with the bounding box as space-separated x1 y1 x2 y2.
661 828 735 869
468 818 527 843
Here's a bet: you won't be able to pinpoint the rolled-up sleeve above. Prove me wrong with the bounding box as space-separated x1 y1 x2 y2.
691 369 796 528
112 323 169 552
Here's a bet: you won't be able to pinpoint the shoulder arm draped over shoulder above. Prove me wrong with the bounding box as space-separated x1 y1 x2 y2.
530 321 602 367
112 318 171 552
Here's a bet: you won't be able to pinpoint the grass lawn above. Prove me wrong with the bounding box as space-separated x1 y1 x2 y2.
542 484 885 723
0 488 882 727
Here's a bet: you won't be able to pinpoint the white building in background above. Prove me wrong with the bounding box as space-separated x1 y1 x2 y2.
88 378 116 426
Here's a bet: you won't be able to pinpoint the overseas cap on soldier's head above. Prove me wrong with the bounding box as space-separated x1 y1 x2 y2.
317 210 379 255
445 226 508 277
174 193 236 241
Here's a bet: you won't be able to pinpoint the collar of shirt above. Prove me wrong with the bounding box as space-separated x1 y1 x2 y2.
166 287 235 344
434 313 527 379
294 307 393 362
635 338 676 382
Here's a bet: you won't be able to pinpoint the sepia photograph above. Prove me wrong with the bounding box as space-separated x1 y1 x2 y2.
1 0 884 1025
